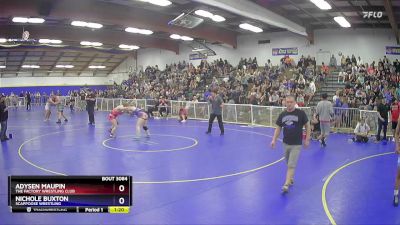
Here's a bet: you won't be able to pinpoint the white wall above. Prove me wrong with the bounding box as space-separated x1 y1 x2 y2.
137 48 191 71
108 55 137 84
0 76 109 87
137 28 400 69
315 29 399 64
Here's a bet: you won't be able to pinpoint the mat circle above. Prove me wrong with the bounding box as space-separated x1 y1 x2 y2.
102 134 198 153
18 125 283 183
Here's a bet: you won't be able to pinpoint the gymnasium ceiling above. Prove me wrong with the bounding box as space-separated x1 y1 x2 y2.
0 0 399 77
255 0 400 29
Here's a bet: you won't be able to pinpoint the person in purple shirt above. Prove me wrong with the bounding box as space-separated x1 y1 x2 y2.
340 98 350 126
384 89 393 104
204 89 211 101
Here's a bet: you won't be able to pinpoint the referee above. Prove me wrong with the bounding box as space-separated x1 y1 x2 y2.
205 89 224 135
86 89 96 125
271 95 310 194
0 95 9 142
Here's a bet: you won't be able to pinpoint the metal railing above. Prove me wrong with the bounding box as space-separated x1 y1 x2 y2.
7 97 386 136
91 98 380 134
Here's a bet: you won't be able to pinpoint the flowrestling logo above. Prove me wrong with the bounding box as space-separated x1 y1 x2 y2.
363 11 383 19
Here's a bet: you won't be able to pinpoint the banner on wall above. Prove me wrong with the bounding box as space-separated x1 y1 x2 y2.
272 47 298 56
189 52 207 60
386 46 400 55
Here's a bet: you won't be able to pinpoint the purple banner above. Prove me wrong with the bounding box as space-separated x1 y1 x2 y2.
272 47 298 56
386 46 400 55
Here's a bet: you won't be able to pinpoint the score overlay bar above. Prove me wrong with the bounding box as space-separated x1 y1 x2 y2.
9 176 132 213
11 206 130 213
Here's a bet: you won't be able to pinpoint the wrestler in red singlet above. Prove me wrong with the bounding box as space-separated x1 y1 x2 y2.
108 108 124 121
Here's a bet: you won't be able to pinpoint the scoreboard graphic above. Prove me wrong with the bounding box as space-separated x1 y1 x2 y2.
8 176 132 213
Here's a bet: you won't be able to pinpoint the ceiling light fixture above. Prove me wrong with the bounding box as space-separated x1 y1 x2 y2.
22 65 40 69
138 0 172 7
71 20 103 29
80 41 103 47
91 42 103 47
39 39 62 44
12 17 45 24
170 34 194 41
56 65 74 68
194 9 225 23
71 21 87 27
12 17 28 23
125 27 153 35
119 44 140 50
28 18 46 23
212 15 226 22
87 22 103 29
239 23 263 33
80 41 91 46
170 34 181 39
181 36 194 41
334 16 351 28
310 0 332 10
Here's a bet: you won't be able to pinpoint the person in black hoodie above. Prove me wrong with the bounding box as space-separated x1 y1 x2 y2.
86 89 96 125
0 95 9 142
26 92 31 110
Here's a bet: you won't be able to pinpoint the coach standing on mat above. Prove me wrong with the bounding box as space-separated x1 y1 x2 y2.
206 89 224 135
86 89 96 125
376 98 389 142
271 95 310 194
26 92 31 111
0 95 9 142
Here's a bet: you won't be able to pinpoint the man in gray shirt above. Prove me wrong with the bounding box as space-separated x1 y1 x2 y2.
316 93 334 147
206 90 224 135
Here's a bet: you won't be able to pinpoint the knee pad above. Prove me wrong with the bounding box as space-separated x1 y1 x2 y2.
143 126 148 131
